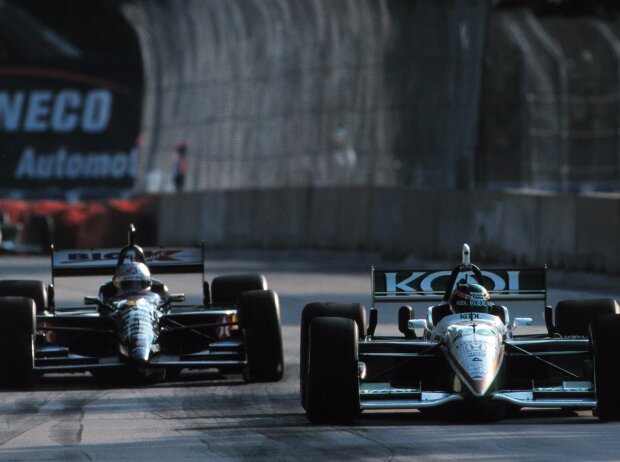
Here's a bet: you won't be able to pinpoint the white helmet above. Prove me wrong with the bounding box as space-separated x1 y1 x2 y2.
113 262 152 292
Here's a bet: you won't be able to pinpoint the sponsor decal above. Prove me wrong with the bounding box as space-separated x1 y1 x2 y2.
382 270 522 293
375 267 545 296
457 294 491 307
0 89 112 133
14 146 137 180
52 248 203 275
361 388 418 395
60 249 184 264
534 386 592 392
467 351 486 358
459 313 480 319
0 67 141 192
465 342 487 351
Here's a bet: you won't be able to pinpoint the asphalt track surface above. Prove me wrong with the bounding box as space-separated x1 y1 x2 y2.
2 251 620 461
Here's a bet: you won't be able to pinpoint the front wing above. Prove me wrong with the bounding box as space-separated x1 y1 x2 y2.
34 309 246 373
357 337 596 411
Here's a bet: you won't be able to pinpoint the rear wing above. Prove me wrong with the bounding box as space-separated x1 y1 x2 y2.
51 246 205 279
371 266 547 308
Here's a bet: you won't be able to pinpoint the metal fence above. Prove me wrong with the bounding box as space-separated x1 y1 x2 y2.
479 9 620 192
122 0 488 192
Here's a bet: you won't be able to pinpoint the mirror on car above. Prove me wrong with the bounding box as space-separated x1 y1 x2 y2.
512 317 533 331
169 293 185 302
408 319 428 331
84 296 100 306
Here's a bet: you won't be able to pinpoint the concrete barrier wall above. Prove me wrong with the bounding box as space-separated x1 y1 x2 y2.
156 187 620 273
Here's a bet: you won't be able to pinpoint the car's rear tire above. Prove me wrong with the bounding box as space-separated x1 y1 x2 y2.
306 317 360 423
0 297 36 388
555 299 619 337
300 302 366 408
28 213 53 250
590 313 620 421
211 274 267 305
0 280 47 314
238 289 283 382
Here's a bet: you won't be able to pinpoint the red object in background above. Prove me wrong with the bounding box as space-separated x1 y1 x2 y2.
0 200 30 224
30 200 69 217
109 198 150 215
0 198 155 249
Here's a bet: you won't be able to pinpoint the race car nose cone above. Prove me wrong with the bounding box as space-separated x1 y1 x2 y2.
446 323 504 397
130 346 150 364
469 377 494 396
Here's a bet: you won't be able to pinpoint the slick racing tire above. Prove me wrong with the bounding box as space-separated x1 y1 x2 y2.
211 274 268 305
0 297 36 388
555 299 619 337
300 302 366 409
590 313 620 421
28 213 53 250
306 317 360 424
238 289 284 382
0 280 47 314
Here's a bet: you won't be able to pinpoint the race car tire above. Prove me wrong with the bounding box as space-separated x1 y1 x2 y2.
0 280 47 314
0 297 36 388
211 274 267 305
238 289 283 382
306 317 360 423
555 299 619 337
590 313 620 421
300 302 366 408
28 213 53 250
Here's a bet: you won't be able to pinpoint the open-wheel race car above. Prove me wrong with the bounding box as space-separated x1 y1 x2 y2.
300 244 620 423
0 225 283 387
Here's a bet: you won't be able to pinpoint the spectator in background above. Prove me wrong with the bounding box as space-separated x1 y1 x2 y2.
172 139 188 192
330 128 357 184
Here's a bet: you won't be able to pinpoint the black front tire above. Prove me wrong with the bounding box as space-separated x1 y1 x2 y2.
300 302 366 409
0 297 36 388
0 280 47 314
555 299 619 337
238 289 284 382
306 317 360 424
590 313 620 421
211 274 267 305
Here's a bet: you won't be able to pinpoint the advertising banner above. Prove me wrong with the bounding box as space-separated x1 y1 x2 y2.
0 63 141 196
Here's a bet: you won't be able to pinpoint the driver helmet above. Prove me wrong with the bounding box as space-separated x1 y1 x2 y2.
449 283 492 314
113 261 152 293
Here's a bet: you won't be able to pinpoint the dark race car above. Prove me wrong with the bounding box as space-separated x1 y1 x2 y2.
300 244 620 423
0 225 283 387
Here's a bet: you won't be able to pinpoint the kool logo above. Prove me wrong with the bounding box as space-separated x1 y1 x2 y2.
384 270 521 292
0 89 112 133
459 313 480 319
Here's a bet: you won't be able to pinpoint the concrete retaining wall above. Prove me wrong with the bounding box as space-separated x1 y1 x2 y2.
156 187 620 273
